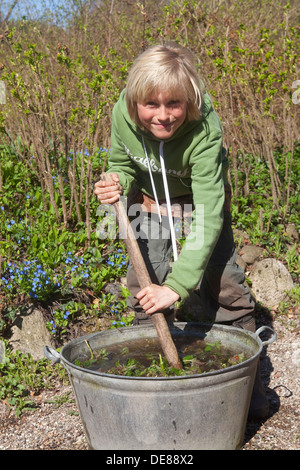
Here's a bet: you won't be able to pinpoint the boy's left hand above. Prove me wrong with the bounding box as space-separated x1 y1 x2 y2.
136 284 180 315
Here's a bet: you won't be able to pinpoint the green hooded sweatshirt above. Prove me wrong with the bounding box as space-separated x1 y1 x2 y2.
107 88 228 301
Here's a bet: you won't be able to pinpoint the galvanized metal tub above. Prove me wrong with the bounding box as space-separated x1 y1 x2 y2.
44 322 276 450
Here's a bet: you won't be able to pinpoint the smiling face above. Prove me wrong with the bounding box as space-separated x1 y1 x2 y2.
137 91 187 139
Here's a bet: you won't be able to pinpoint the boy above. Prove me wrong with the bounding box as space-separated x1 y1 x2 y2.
94 42 268 418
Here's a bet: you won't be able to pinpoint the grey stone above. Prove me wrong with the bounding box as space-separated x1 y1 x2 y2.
233 228 250 242
249 258 294 308
0 340 5 363
236 254 247 272
239 245 263 265
104 282 123 298
10 307 54 360
285 223 299 241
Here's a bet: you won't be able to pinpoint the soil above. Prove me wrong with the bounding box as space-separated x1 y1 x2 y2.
0 311 299 451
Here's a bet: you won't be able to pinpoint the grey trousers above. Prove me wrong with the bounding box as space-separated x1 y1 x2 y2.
127 211 256 327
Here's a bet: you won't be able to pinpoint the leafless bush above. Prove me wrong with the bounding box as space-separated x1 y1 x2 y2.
0 0 299 232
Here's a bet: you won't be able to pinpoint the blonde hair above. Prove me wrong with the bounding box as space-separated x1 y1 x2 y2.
125 42 204 127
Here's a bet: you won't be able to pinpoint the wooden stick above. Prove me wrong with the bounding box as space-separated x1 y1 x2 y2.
101 173 182 370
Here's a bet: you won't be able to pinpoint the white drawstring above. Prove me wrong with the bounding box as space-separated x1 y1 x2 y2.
142 137 162 223
159 142 178 261
142 138 178 261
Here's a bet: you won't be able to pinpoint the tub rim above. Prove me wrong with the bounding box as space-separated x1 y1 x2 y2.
44 322 276 382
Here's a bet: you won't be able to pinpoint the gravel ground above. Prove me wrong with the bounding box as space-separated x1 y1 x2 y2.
0 315 299 451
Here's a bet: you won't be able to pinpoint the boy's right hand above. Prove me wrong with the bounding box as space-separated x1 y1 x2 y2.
94 172 122 204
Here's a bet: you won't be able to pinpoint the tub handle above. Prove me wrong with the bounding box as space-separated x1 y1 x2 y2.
44 345 61 364
255 326 277 346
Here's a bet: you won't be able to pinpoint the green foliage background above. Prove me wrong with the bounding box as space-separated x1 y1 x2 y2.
0 0 299 416
0 0 299 341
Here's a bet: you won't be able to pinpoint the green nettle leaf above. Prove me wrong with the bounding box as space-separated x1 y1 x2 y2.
31 234 38 248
